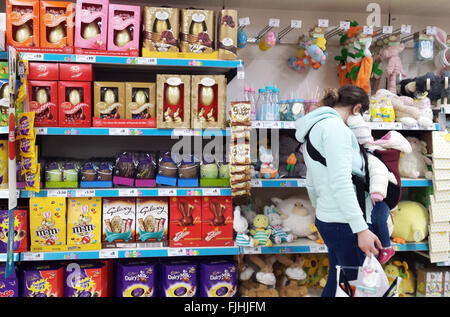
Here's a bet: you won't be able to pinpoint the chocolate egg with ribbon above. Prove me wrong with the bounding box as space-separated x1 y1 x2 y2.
15 23 32 43
114 28 131 47
134 89 148 106
82 22 100 40
104 89 116 105
48 24 66 44
166 85 180 106
36 88 49 104
69 89 81 105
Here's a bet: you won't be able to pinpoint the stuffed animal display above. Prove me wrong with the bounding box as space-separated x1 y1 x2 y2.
383 260 416 296
288 26 328 72
398 137 433 180
391 200 429 243
398 71 450 102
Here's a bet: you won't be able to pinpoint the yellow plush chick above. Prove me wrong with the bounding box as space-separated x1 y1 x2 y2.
314 37 327 51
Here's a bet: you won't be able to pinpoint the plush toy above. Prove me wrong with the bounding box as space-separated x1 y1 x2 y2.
309 223 324 244
240 204 257 228
440 70 450 105
271 196 317 241
233 206 255 247
264 205 294 244
318 255 329 288
250 215 273 247
278 135 307 179
398 72 443 102
384 260 416 295
257 146 279 179
398 137 433 179
275 254 308 297
381 44 407 94
244 255 279 297
300 254 321 287
304 43 328 69
391 201 429 243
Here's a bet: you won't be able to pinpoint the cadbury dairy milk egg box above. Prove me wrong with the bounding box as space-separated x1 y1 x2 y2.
159 260 198 297
115 260 158 297
199 260 237 297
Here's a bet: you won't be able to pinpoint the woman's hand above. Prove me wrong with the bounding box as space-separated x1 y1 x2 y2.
357 229 382 257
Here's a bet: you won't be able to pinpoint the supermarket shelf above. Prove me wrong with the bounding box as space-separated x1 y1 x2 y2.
0 52 7 60
20 246 240 261
0 253 20 262
35 127 230 137
251 121 440 131
20 187 232 198
250 178 432 188
0 127 8 134
0 190 9 199
239 239 429 255
436 261 450 267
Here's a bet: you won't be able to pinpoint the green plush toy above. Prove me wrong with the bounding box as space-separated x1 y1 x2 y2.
392 201 429 243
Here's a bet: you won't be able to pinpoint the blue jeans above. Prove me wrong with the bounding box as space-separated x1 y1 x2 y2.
369 201 391 248
315 218 365 297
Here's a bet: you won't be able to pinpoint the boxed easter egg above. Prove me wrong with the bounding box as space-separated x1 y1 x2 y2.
0 141 7 189
416 268 444 297
28 80 58 127
40 0 74 49
125 82 156 120
59 63 92 81
94 81 126 120
191 75 226 129
74 0 109 51
157 74 191 129
102 197 136 248
136 197 168 246
0 209 28 253
29 197 67 252
67 197 102 251
180 9 215 54
169 197 202 247
218 10 238 60
160 259 198 297
6 0 40 48
115 260 158 297
58 81 92 127
0 264 18 297
199 260 237 297
142 7 179 52
28 62 59 80
20 262 64 297
0 81 7 127
201 196 233 247
64 261 107 297
107 4 140 55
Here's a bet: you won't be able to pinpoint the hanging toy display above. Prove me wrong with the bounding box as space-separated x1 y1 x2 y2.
288 26 328 72
381 36 407 94
414 31 434 62
259 31 276 51
237 29 248 48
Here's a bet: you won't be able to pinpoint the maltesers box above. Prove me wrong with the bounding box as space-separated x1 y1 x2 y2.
107 4 140 55
59 63 92 81
28 62 59 80
169 196 202 247
156 74 191 129
74 0 109 50
191 75 226 129
40 1 74 49
94 81 125 119
125 82 156 120
6 0 40 48
201 196 233 246
58 81 91 127
28 80 58 127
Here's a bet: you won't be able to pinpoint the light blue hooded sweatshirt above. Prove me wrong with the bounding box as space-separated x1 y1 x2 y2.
295 106 370 234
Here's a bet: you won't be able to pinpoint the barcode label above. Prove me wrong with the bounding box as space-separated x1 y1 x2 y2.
75 55 96 63
426 26 437 35
167 248 188 257
264 121 281 129
282 121 295 129
237 71 245 80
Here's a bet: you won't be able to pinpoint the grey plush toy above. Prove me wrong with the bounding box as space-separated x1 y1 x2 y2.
278 134 307 178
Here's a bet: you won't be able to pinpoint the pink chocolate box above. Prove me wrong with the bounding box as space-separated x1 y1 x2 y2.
107 4 140 53
74 0 109 50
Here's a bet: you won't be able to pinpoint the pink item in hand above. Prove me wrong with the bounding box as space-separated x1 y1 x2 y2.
371 192 384 203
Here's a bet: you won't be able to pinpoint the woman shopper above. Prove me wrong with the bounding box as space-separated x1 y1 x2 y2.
295 85 382 297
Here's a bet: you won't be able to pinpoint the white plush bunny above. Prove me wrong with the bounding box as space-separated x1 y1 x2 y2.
398 137 433 179
259 146 274 170
264 205 294 244
233 206 255 247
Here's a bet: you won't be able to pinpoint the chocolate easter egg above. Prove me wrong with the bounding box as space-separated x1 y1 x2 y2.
104 89 116 105
15 23 32 43
82 22 100 40
200 86 214 106
48 24 66 44
114 28 131 47
69 89 81 105
190 22 204 36
0 84 8 99
134 89 147 106
153 19 169 33
166 85 180 106
36 88 49 104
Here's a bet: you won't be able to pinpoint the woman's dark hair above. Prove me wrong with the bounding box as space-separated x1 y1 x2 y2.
321 85 370 113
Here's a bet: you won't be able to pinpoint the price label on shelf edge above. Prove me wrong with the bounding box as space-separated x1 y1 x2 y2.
269 18 280 28
99 249 118 259
382 26 393 34
318 19 329 28
340 21 351 30
75 55 96 63
21 53 44 61
290 20 302 29
250 179 262 187
22 252 44 261
158 188 176 196
36 127 48 135
173 129 193 136
119 189 137 197
76 189 96 197
310 244 328 253
244 246 262 254
202 188 220 196
137 57 157 65
47 189 68 197
167 248 189 257
401 24 412 34
109 128 130 135
239 17 251 27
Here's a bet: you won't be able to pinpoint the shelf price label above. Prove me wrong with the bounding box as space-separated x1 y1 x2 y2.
36 127 48 135
239 17 251 27
244 246 262 254
167 248 189 257
76 189 96 197
137 57 157 65
264 121 281 129
110 128 130 135
382 26 393 34
173 129 193 136
318 19 329 28
401 24 412 34
269 18 280 28
75 55 96 63
47 190 68 197
310 244 328 253
282 121 296 129
158 188 177 196
202 188 220 196
290 20 302 29
252 121 263 129
21 53 44 61
119 189 137 197
99 249 118 259
250 179 262 187
363 26 374 35
340 21 351 30
22 252 44 261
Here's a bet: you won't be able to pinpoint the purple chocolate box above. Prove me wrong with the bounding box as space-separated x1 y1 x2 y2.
0 264 18 297
200 261 237 297
160 260 198 297
115 260 158 297
64 262 106 297
20 263 64 297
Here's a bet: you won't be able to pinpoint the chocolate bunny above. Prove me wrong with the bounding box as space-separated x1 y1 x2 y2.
210 201 226 226
178 202 194 226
